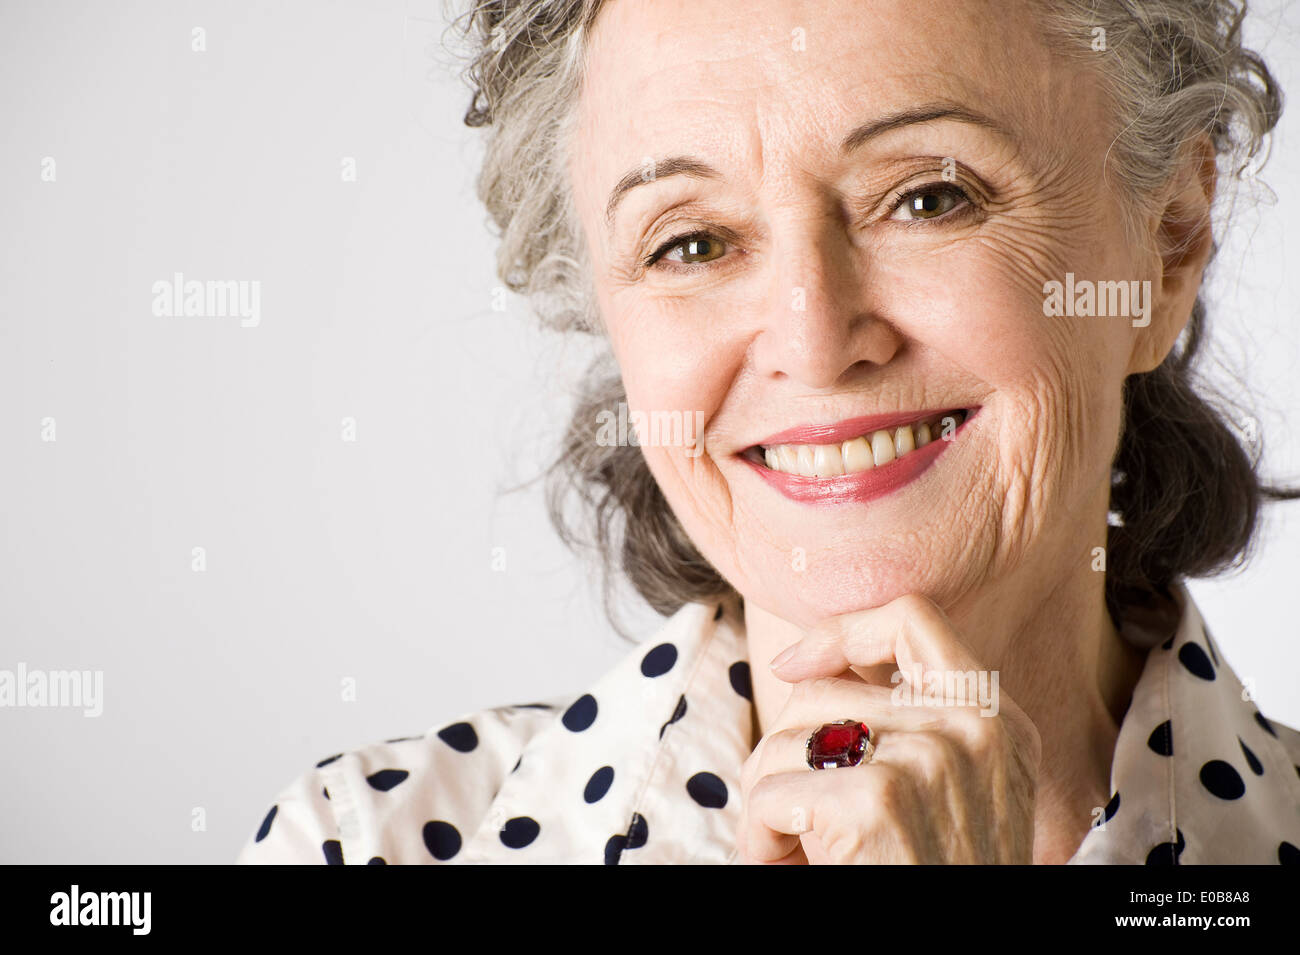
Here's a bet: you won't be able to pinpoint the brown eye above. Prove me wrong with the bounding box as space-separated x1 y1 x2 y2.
678 237 722 262
890 184 968 221
650 233 727 268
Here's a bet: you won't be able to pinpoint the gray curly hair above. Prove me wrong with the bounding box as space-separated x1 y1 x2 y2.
449 0 1293 635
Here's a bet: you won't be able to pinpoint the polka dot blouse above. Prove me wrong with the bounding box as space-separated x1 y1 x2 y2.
237 584 1300 864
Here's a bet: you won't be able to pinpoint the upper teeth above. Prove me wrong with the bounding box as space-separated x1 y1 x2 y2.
761 412 964 477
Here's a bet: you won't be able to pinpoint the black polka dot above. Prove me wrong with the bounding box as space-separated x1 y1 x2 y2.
500 816 540 849
1103 791 1120 824
1280 842 1300 865
729 661 753 701
254 805 277 842
604 833 627 866
322 787 330 800
659 695 687 739
641 643 678 677
605 813 648 863
562 694 598 732
437 722 478 753
1178 643 1215 681
1254 711 1278 738
1147 721 1173 757
584 766 615 804
367 856 387 865
366 769 410 792
1145 828 1185 865
315 753 343 768
686 772 728 809
1238 737 1264 776
626 813 648 850
1203 630 1220 667
322 839 344 865
1199 760 1246 800
422 820 461 861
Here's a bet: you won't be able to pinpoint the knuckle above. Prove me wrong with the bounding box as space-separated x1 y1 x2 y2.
963 711 1006 755
909 730 954 778
748 771 786 811
819 823 865 865
896 592 942 626
743 773 769 815
943 707 984 743
894 592 929 615
818 788 895 864
780 726 812 754
789 674 840 705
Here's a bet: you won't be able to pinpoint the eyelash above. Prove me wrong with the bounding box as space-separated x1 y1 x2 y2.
641 181 975 272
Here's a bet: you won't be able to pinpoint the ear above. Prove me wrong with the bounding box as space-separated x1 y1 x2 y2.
1127 133 1217 375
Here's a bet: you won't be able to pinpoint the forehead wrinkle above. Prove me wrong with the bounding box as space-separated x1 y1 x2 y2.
582 0 1096 259
586 10 829 224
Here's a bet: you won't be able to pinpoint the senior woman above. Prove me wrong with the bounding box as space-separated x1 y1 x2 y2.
239 0 1300 865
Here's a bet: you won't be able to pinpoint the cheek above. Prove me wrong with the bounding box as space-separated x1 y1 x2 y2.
606 284 769 481
607 295 734 414
603 295 741 515
884 224 1129 485
847 228 1131 578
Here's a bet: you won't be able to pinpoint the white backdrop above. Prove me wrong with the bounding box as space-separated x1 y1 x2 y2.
1 0 1297 864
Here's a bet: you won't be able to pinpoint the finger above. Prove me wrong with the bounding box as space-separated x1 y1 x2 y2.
733 805 790 867
770 592 984 682
770 676 978 734
744 765 920 864
740 677 978 795
747 719 918 779
742 842 807 865
800 830 834 865
735 805 805 865
741 806 803 863
741 770 824 862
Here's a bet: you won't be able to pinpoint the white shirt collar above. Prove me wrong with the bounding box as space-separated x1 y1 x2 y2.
458 585 1300 864
459 598 753 863
1072 581 1300 863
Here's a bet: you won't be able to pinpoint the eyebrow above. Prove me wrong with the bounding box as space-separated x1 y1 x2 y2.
603 103 1011 229
838 103 1010 153
604 156 722 227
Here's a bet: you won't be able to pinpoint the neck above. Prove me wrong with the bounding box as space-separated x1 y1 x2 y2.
742 497 1150 864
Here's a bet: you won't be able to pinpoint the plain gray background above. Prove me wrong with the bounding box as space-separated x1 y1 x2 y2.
1 0 1297 864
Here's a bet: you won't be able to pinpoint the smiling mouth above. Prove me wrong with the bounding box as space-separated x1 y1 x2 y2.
744 408 972 478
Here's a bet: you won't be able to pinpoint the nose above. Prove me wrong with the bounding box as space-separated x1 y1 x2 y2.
749 212 902 390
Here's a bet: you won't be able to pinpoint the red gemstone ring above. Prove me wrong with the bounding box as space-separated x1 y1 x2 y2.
805 720 876 770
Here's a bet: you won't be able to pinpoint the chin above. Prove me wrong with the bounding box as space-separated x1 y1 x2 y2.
736 550 946 625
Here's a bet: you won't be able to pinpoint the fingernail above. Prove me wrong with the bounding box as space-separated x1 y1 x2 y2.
769 642 799 670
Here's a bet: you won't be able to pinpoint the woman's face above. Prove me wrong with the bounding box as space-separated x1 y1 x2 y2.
568 0 1173 627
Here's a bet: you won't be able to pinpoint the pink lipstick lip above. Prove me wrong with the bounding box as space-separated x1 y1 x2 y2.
739 408 978 506
750 406 976 449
